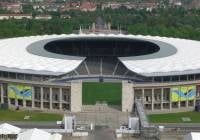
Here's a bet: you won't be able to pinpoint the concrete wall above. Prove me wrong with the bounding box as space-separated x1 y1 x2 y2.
122 81 134 112
71 81 82 112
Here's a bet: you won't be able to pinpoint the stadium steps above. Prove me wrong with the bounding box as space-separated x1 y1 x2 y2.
51 56 147 82
85 57 101 75
81 104 121 113
102 57 117 75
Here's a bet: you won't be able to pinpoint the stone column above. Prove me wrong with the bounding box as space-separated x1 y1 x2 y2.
178 88 181 109
40 87 44 109
186 86 189 108
152 88 154 111
169 89 172 111
161 88 163 110
194 98 196 107
59 88 62 110
23 86 26 108
71 81 82 112
50 87 53 110
142 89 145 105
186 87 189 108
7 85 11 106
32 86 35 108
1 84 4 104
122 81 134 112
7 97 11 106
23 97 26 108
186 100 189 108
169 102 172 110
15 98 18 107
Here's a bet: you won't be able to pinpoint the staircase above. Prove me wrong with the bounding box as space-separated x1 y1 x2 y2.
82 103 121 113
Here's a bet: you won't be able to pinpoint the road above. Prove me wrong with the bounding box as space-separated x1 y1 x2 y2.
154 123 200 128
154 123 200 132
0 121 61 129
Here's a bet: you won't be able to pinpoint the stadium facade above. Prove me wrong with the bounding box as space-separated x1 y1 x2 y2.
0 34 199 112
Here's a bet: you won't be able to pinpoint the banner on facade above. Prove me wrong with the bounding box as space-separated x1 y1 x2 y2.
171 85 196 102
8 84 32 100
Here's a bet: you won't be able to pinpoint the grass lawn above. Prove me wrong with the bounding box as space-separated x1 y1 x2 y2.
148 112 200 123
82 82 122 105
0 109 63 121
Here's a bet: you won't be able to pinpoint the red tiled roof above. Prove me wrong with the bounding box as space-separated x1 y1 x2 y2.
80 1 96 9
0 14 32 16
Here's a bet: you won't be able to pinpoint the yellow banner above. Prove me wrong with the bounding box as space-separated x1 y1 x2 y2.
8 84 32 101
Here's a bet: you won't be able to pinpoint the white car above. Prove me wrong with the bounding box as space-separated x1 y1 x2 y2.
76 126 86 131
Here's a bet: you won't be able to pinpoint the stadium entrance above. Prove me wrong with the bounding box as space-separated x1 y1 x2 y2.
82 82 122 110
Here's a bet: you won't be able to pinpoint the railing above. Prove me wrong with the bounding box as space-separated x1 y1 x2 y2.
51 74 146 82
135 99 160 140
135 99 149 128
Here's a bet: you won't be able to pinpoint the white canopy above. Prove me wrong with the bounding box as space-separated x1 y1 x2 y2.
0 123 21 135
17 128 62 140
183 132 200 140
50 133 62 140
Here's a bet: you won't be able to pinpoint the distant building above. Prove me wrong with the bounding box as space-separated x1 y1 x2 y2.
101 2 157 11
171 0 182 8
188 0 200 9
101 2 121 10
93 17 110 31
60 14 71 19
169 0 183 8
174 2 182 7
0 2 22 13
59 1 80 12
0 14 32 20
35 14 52 20
33 3 60 12
77 17 126 34
80 1 97 11
59 1 96 12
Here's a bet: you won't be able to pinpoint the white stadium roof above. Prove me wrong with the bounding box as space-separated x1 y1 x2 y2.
0 34 200 77
0 34 84 76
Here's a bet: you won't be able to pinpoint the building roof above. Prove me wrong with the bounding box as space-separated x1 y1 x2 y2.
119 35 200 76
0 14 32 16
17 128 62 140
0 35 84 75
0 123 21 134
0 34 200 77
183 132 200 140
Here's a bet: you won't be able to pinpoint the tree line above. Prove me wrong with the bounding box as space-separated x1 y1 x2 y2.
1 8 200 40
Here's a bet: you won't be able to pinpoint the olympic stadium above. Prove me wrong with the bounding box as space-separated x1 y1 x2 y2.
0 33 199 112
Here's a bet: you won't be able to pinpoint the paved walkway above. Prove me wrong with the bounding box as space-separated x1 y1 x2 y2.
63 126 140 140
